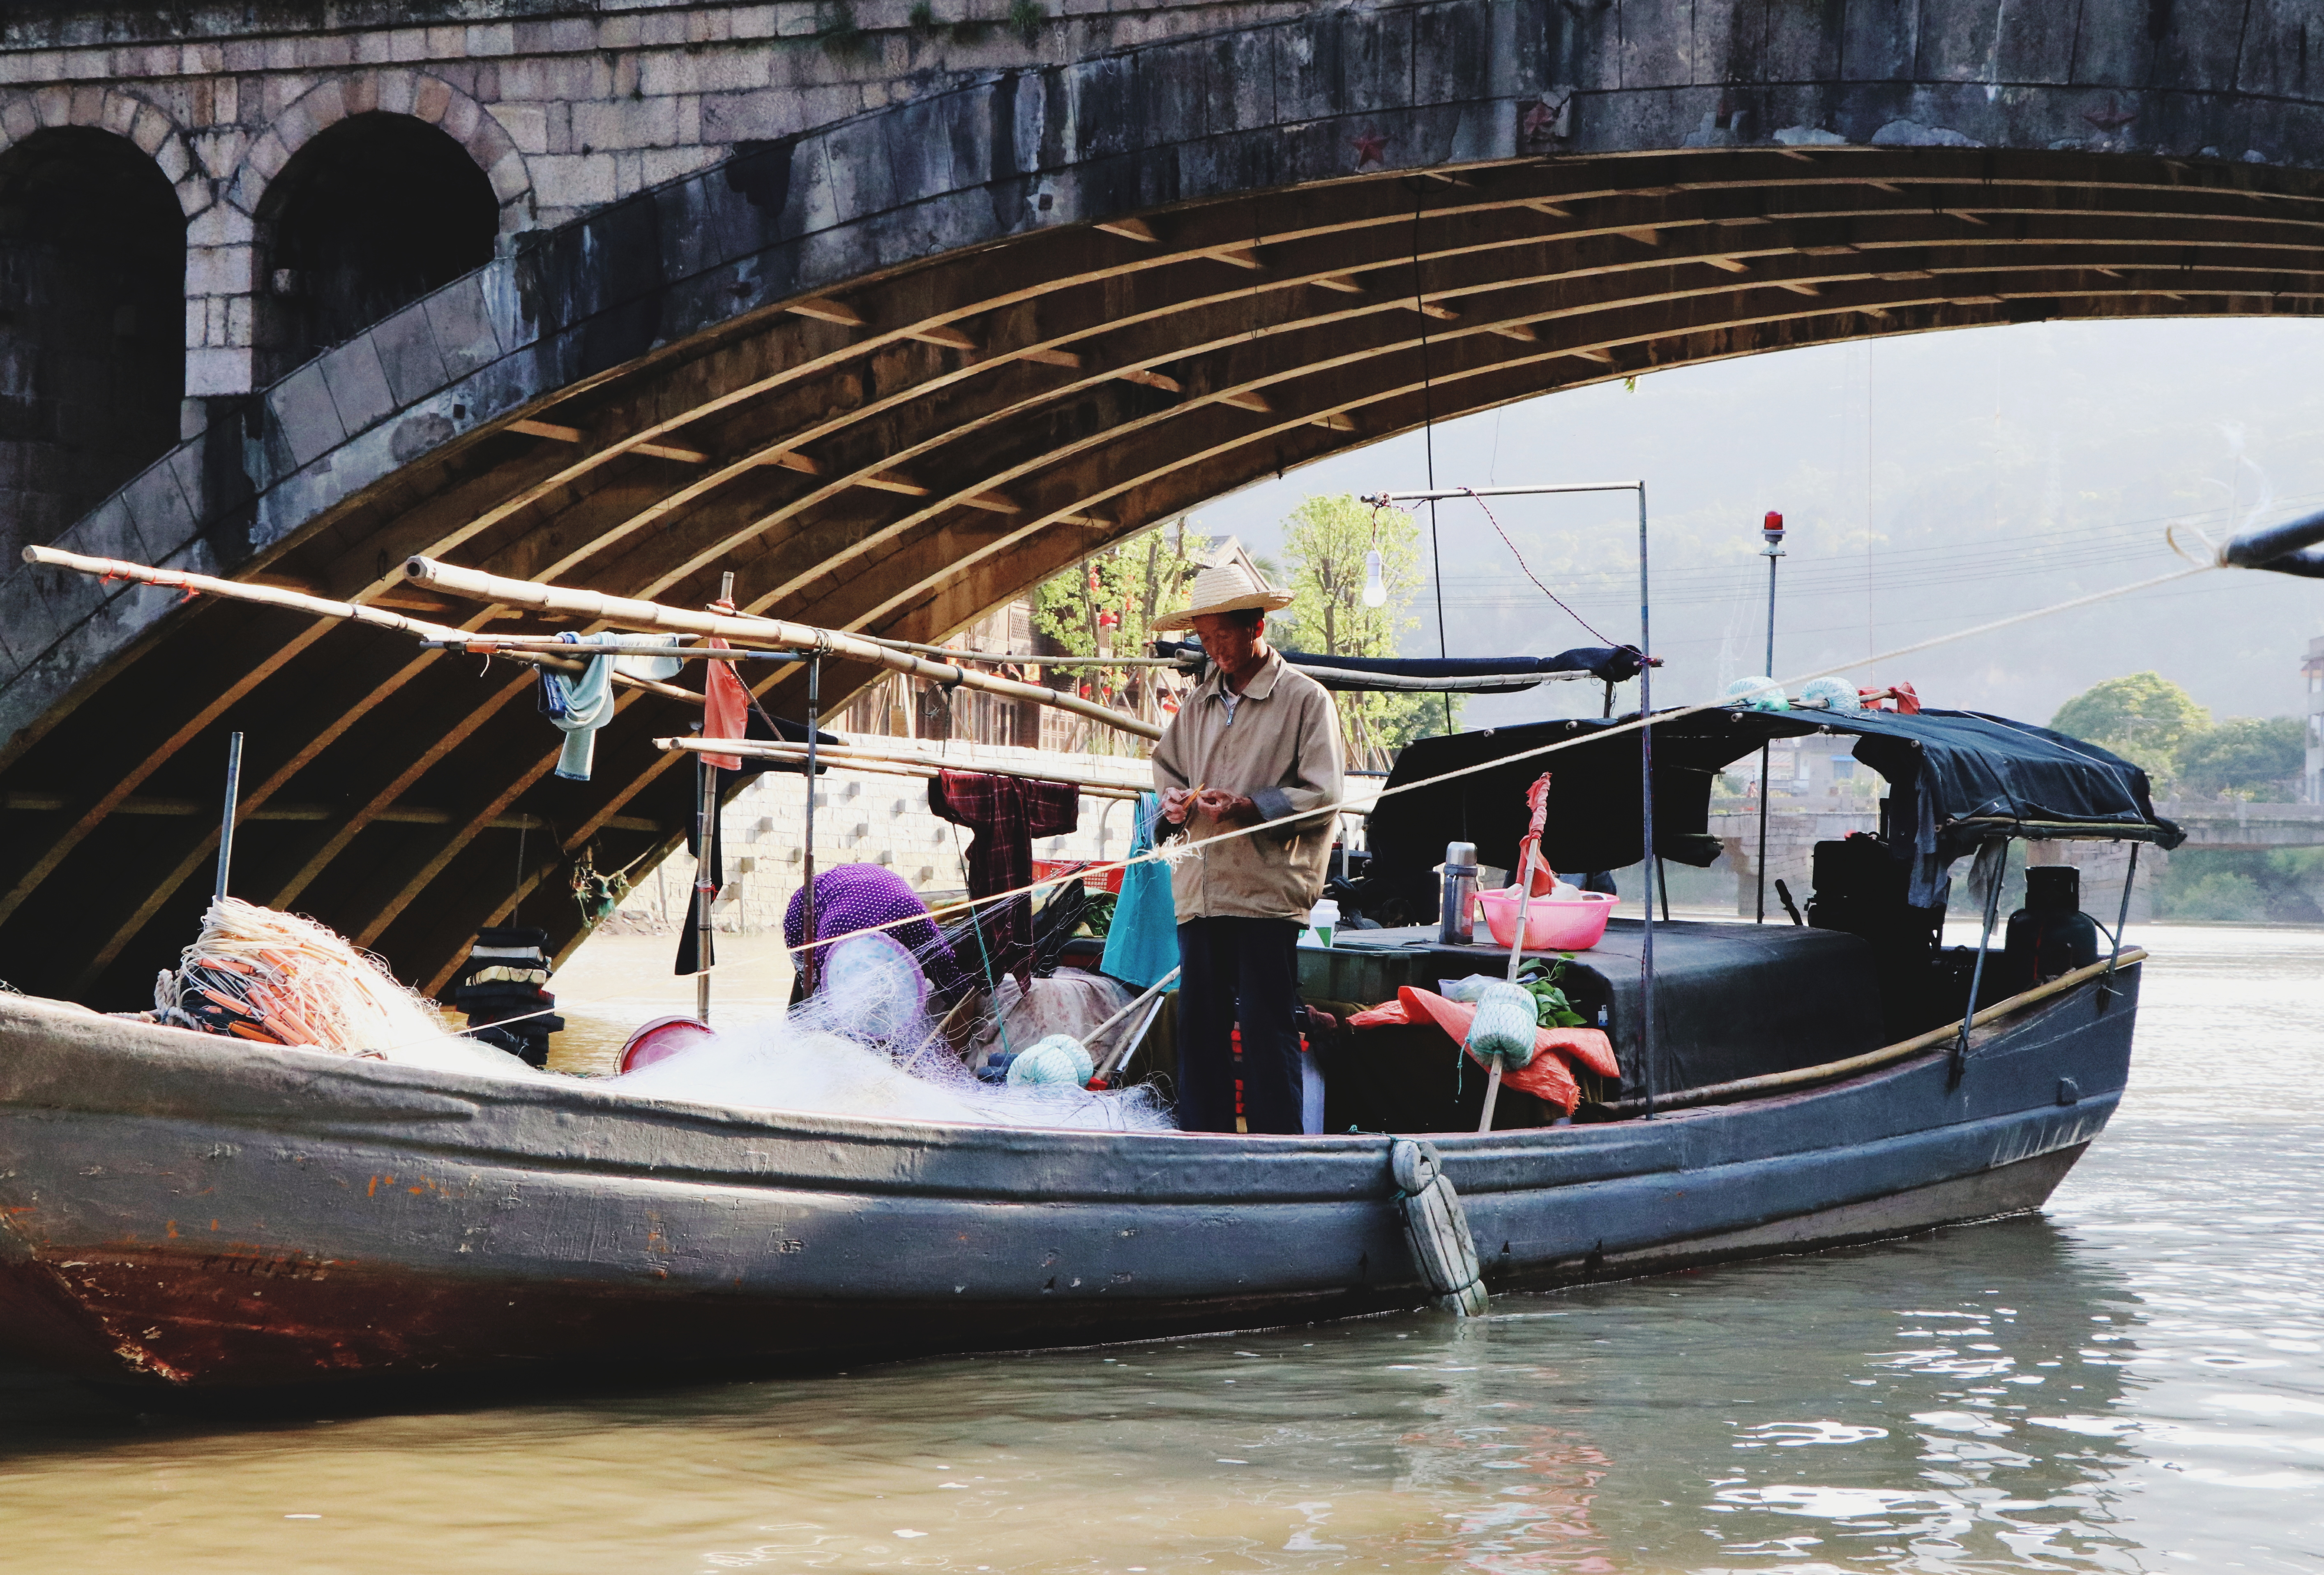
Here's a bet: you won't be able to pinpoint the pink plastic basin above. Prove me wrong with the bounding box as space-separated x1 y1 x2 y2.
1475 887 1616 951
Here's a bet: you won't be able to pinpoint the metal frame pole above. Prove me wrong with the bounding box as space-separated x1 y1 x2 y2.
695 751 716 1023
212 731 243 905
800 651 823 997
1362 480 1655 1112
1954 843 2007 1084
1756 549 1777 922
1637 484 1655 1118
2100 843 2140 1006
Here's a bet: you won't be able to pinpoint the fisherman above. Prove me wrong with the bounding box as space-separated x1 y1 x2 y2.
1149 561 1346 1134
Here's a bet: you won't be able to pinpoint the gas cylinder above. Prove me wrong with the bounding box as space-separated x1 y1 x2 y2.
1999 864 2100 995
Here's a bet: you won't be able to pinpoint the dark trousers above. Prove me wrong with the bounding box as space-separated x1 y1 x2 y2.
1174 917 1303 1134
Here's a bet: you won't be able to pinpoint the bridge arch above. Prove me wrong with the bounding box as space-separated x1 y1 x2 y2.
250 112 505 387
5 0 2324 1004
0 126 185 573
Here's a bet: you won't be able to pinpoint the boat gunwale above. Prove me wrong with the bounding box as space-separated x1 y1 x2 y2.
0 958 2136 1206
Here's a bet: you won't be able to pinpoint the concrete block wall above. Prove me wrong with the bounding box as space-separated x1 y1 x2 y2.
620 736 1154 937
0 0 1316 407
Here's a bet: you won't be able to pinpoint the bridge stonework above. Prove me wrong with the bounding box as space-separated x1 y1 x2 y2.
0 1 1300 408
5 0 2324 1004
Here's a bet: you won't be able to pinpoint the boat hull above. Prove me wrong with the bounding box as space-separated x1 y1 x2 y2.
0 965 2137 1389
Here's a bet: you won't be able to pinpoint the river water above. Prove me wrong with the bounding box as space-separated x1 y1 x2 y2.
3 924 2321 1573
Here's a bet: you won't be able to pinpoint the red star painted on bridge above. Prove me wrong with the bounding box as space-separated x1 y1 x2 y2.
1352 130 1388 168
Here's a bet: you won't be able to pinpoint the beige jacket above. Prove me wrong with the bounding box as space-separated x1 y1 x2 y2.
1151 649 1346 922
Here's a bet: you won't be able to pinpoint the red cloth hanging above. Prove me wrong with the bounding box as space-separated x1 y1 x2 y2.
701 639 748 770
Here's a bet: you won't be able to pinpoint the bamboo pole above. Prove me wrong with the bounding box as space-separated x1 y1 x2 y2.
402 555 1162 742
21 546 701 705
656 735 1150 798
1589 948 2149 1117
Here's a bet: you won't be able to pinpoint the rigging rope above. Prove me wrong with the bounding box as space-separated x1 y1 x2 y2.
716 557 2211 970
1456 485 1623 649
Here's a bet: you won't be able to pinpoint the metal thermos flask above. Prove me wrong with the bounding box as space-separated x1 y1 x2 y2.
1441 841 1479 945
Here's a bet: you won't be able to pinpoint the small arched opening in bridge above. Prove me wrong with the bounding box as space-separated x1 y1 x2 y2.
0 127 184 569
253 112 497 384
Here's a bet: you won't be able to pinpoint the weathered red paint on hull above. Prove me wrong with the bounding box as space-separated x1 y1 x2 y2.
0 1146 2087 1390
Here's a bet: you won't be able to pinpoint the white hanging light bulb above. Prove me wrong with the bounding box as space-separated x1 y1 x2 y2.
1361 548 1387 607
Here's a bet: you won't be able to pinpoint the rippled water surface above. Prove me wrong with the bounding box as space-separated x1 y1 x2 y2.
3 925 2321 1573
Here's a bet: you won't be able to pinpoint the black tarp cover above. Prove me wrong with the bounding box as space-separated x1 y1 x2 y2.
1154 640 1646 692
1365 707 2183 908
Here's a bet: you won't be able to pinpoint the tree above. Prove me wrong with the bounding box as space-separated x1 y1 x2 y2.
1274 493 1455 769
1031 520 1210 742
2050 672 2210 788
2176 716 2304 800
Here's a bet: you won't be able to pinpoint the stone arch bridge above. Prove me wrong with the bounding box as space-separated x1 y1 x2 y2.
2 0 2322 1006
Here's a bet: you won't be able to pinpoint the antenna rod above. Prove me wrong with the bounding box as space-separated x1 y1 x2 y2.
1756 510 1785 924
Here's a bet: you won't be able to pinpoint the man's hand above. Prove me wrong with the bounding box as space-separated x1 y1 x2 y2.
1194 788 1258 826
1159 786 1197 824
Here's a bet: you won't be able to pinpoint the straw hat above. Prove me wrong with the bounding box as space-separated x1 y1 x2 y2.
1150 561 1294 630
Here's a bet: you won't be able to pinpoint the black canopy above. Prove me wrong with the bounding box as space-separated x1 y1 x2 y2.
1364 707 2183 910
1155 640 1646 693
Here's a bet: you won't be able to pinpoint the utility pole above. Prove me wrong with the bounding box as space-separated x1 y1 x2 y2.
1755 510 1785 924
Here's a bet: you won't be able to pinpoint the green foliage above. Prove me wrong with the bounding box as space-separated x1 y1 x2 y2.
1517 957 1587 1028
2165 868 2266 922
1008 0 1045 41
2176 716 2304 799
2049 672 2210 785
907 0 937 35
1275 493 1458 768
2153 847 2324 923
2052 672 2305 801
1030 522 1211 730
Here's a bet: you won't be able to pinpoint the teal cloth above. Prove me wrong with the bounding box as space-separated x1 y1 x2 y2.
1100 793 1180 989
542 633 620 781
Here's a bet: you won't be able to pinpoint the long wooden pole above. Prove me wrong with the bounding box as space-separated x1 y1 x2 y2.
1589 949 2149 1118
655 736 1150 797
21 546 700 705
402 555 1162 741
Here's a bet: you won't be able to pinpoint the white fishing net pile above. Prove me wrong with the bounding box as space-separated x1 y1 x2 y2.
159 898 1174 1130
607 929 1177 1132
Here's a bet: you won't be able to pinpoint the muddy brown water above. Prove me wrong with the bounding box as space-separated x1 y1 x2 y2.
1 925 2319 1573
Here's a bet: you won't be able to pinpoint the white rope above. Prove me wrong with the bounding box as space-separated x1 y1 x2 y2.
705 559 2215 968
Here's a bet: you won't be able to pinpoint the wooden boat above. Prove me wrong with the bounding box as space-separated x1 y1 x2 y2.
0 939 2137 1390
0 698 2179 1390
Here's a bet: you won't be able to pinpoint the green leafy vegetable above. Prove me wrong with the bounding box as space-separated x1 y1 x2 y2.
1517 955 1587 1029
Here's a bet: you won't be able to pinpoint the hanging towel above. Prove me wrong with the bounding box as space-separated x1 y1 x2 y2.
614 634 685 683
1100 792 1181 990
701 638 749 771
929 769 1079 981
537 632 620 781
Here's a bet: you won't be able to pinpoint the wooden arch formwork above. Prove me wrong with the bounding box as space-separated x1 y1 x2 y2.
6 0 2324 1005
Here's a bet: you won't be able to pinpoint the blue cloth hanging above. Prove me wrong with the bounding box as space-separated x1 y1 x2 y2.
536 632 620 781
1100 792 1180 990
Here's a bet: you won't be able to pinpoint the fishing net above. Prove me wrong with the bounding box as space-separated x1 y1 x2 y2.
156 887 1174 1129
156 897 546 1078
609 920 1177 1132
